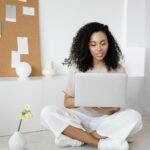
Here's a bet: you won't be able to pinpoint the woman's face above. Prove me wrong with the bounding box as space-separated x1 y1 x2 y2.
89 31 109 63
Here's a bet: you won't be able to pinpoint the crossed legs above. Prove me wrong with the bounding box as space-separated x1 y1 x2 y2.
41 106 142 149
63 125 107 148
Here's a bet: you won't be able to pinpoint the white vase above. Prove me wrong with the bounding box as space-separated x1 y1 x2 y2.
42 61 56 77
8 131 26 150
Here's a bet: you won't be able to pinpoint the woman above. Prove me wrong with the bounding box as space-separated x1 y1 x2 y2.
40 22 143 150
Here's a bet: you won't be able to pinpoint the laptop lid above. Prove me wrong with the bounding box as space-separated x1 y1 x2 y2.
75 73 127 107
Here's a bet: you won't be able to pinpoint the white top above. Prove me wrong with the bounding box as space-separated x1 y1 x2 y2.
65 65 126 117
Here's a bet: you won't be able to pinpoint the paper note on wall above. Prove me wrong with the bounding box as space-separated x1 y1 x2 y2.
6 4 16 22
11 51 20 68
17 37 29 54
23 7 35 16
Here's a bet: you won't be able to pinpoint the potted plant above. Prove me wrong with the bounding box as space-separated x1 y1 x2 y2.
8 104 32 150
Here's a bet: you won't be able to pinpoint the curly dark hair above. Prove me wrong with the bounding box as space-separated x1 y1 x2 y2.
68 22 123 72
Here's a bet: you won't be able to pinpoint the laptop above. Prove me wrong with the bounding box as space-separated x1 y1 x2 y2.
75 73 127 107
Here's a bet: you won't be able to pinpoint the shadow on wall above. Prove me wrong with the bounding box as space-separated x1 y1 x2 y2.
144 47 150 115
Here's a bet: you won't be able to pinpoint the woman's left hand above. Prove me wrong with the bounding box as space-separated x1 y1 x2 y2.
92 107 120 115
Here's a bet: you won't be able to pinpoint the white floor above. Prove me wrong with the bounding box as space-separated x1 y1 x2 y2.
0 116 150 150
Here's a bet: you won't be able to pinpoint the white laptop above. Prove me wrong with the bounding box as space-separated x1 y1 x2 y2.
75 73 127 107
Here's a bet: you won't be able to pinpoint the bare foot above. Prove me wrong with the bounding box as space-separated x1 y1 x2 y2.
90 131 108 140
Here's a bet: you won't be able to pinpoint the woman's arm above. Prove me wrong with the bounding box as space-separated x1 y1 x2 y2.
64 92 76 108
64 91 120 114
92 107 120 115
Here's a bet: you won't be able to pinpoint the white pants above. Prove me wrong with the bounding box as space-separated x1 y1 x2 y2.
40 105 143 147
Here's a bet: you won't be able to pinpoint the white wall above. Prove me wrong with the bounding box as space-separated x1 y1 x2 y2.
0 77 67 136
124 0 150 115
144 0 150 115
39 0 146 77
0 76 144 136
39 0 125 68
127 77 144 113
0 0 148 136
123 0 146 77
126 0 146 47
38 0 146 114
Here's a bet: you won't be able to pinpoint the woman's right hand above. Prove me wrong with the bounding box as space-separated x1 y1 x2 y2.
92 107 120 115
64 91 77 108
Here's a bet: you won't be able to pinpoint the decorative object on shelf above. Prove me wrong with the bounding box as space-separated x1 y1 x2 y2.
42 61 56 77
15 62 32 79
8 104 32 150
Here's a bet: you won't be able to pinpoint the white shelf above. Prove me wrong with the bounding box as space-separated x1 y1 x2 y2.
0 75 67 136
0 75 145 136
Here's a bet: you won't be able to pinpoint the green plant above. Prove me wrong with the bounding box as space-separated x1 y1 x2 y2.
62 58 72 67
17 104 32 132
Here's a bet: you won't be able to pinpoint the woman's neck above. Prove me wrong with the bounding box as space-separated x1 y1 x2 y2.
93 60 105 69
